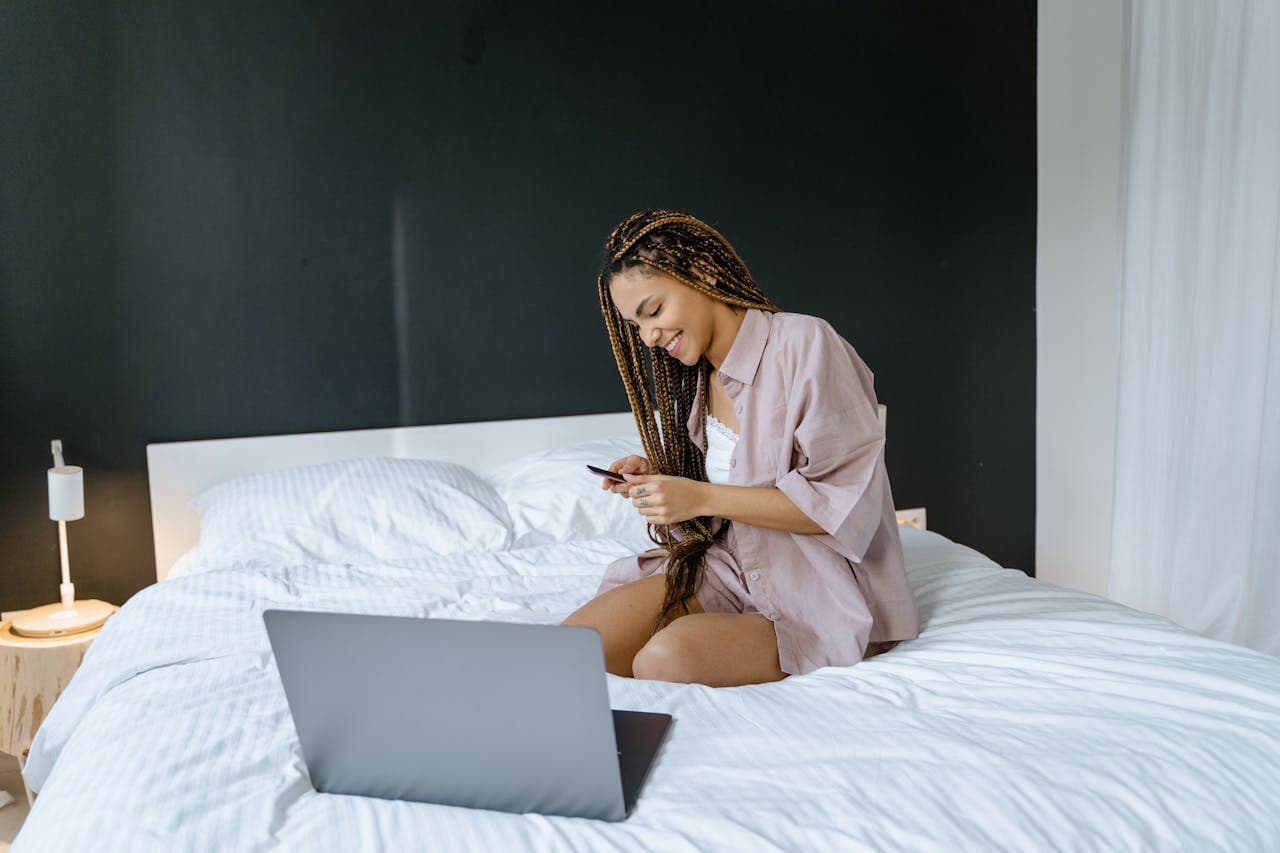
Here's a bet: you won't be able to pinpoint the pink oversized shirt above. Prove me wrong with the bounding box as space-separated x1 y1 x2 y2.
596 307 920 675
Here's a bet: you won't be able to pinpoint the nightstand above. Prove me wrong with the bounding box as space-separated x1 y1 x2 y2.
0 606 118 806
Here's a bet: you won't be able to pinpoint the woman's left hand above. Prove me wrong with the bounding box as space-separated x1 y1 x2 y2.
621 473 706 526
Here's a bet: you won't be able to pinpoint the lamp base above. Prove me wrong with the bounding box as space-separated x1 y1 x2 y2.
10 599 116 638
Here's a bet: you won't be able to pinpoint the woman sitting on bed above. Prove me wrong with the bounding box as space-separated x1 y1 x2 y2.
562 209 919 688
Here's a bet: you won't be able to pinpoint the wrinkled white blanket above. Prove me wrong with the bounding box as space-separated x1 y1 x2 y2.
16 527 1280 851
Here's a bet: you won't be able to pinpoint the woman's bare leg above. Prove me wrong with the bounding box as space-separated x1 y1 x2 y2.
631 613 787 687
561 573 703 677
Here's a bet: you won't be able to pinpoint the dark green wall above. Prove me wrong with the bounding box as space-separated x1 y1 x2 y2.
0 0 1036 611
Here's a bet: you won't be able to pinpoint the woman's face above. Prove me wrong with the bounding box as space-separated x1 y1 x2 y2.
609 267 730 366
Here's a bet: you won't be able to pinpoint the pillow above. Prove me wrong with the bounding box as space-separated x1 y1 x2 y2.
178 457 514 571
481 436 657 550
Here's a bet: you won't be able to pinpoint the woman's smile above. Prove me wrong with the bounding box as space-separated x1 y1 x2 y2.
608 266 745 370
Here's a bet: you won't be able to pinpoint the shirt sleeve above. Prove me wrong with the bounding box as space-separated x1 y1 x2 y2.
774 319 887 565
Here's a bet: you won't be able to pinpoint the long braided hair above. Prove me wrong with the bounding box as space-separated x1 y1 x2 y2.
596 210 782 635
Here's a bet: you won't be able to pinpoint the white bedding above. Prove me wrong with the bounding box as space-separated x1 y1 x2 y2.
16 526 1280 851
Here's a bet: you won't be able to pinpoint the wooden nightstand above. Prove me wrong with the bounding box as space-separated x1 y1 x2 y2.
0 606 118 806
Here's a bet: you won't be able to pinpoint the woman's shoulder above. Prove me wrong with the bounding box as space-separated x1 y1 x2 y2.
761 310 870 388
765 311 850 355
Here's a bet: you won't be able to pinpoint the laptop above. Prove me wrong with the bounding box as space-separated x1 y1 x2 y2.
262 609 672 822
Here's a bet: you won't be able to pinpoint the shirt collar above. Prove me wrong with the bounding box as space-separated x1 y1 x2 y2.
717 307 771 387
685 308 772 447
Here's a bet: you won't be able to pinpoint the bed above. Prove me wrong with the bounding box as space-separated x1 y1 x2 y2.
14 410 1280 851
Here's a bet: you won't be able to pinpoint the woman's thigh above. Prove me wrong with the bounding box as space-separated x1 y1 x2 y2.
631 612 787 687
560 573 704 678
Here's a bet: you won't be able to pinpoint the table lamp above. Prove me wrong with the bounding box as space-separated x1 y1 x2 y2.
9 440 116 638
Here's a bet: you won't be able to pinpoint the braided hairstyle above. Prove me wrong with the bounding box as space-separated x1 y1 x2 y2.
596 210 782 636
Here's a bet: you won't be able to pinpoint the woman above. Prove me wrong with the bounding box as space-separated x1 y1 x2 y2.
561 209 919 687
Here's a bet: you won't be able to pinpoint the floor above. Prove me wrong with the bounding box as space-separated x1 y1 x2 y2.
0 753 29 850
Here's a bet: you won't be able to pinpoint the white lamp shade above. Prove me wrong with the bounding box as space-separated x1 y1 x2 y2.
48 465 84 521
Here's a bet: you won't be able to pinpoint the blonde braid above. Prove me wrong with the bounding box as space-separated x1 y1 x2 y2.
596 210 782 635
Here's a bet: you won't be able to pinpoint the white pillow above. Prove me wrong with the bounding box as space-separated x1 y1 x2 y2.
179 457 513 571
481 436 657 550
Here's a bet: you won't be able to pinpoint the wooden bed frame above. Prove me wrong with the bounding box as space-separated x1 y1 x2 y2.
146 405 889 583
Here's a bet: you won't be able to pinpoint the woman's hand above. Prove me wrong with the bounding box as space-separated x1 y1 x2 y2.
621 472 706 526
602 455 651 495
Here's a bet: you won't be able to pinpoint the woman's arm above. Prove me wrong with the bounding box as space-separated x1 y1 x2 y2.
695 483 826 535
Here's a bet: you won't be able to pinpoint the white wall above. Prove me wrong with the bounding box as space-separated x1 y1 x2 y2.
1035 0 1125 596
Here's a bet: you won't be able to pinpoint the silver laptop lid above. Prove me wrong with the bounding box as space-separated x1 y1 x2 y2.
263 609 627 821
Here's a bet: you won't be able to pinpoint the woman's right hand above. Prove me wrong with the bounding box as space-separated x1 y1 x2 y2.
603 455 651 495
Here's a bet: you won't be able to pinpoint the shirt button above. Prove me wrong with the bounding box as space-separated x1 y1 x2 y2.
748 571 760 580
730 458 737 468
768 612 778 620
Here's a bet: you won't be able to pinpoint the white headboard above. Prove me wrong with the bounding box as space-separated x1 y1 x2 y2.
146 404 887 583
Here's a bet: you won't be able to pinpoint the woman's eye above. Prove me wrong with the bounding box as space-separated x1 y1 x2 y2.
651 307 660 317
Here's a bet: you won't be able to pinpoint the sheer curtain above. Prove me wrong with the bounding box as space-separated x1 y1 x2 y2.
1109 1 1280 656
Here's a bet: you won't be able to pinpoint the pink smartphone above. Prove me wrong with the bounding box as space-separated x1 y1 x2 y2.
586 463 627 483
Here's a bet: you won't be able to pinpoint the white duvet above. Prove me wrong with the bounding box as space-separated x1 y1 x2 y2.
16 526 1280 852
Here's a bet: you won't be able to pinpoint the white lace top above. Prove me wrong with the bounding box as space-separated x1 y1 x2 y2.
705 411 739 484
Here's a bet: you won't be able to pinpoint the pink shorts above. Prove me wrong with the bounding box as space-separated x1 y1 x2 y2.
595 521 897 662
596 521 759 616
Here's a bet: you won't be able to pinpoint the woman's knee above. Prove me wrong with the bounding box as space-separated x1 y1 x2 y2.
631 626 700 683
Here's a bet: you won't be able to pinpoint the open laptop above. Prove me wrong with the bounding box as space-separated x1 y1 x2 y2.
262 609 672 822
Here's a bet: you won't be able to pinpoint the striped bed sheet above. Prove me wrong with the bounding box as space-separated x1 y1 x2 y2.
15 526 1280 851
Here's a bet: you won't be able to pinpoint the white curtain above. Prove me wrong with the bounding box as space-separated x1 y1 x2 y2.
1109 1 1280 656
